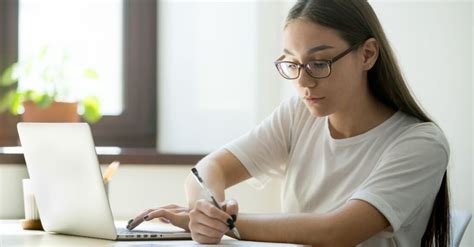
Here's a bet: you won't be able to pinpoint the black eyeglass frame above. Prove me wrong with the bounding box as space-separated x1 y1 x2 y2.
274 42 362 80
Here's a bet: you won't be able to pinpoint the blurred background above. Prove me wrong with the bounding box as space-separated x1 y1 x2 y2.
0 0 472 246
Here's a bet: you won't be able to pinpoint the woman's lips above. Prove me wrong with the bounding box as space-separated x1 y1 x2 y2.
304 97 325 104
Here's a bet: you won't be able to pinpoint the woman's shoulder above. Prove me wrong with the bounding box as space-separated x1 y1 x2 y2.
397 112 447 142
387 112 450 157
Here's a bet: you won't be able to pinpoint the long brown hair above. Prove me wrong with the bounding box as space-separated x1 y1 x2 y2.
286 1 450 246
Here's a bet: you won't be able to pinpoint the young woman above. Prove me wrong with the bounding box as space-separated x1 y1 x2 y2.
127 1 450 246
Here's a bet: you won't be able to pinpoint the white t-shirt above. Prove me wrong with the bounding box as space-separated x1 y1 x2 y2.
224 96 449 246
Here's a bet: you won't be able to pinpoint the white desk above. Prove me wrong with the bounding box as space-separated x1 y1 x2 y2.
0 220 307 247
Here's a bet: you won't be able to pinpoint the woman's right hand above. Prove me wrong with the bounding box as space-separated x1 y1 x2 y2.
188 199 239 244
126 204 191 231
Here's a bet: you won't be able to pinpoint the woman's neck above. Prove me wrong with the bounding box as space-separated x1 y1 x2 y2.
327 93 396 139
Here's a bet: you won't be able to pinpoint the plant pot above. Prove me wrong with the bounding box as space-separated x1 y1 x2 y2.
22 101 80 122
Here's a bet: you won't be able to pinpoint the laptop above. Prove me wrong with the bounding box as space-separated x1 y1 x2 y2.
17 122 192 241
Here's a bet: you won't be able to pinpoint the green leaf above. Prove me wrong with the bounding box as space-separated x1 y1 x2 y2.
9 92 21 115
23 90 39 102
81 96 102 123
35 94 54 108
0 63 19 86
0 90 19 114
0 91 14 113
84 68 99 79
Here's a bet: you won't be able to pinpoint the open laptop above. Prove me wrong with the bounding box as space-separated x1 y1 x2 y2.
17 122 192 241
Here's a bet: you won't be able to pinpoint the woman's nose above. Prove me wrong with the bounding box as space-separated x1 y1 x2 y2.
295 69 317 88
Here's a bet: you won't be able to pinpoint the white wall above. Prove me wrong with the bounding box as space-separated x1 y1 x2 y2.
472 2 474 243
471 2 474 245
0 165 29 218
157 1 291 154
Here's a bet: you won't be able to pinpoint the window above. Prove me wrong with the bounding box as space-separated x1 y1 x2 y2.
19 0 124 116
0 0 157 148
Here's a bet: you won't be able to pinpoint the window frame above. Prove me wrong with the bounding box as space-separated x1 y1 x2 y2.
0 0 20 147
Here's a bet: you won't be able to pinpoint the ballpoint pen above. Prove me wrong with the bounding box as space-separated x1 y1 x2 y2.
191 168 241 240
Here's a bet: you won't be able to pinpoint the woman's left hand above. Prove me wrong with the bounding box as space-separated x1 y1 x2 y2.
127 204 191 231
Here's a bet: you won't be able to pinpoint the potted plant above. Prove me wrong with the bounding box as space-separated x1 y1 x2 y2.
0 47 102 123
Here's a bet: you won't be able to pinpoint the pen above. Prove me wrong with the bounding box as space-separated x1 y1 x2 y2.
191 168 241 240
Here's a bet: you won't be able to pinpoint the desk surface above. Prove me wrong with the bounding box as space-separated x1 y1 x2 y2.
0 220 307 247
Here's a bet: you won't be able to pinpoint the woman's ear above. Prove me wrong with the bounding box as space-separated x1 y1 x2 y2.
360 38 379 71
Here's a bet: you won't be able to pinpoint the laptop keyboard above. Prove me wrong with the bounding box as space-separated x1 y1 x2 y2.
116 227 161 239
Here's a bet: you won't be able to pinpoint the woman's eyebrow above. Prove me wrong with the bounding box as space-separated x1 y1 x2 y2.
307 45 334 54
283 44 334 56
275 54 285 61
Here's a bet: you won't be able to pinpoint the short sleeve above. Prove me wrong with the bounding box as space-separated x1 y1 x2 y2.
350 123 449 234
223 96 299 188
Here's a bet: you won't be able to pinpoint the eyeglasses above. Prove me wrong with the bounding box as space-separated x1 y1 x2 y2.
274 43 361 80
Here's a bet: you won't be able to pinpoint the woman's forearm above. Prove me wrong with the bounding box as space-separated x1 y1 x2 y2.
233 213 334 246
185 149 252 209
185 156 227 208
231 200 389 246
